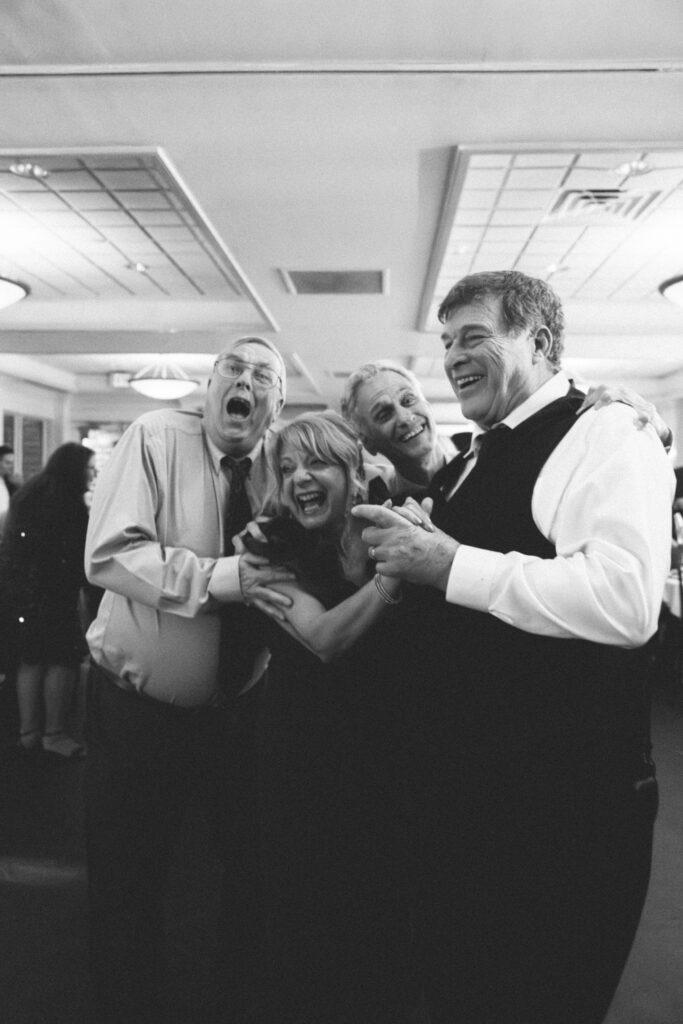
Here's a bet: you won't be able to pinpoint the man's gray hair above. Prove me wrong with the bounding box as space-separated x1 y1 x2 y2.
223 335 287 401
438 271 565 370
341 359 423 429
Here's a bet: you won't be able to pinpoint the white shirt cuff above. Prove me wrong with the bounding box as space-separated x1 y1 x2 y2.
445 544 504 611
208 555 243 602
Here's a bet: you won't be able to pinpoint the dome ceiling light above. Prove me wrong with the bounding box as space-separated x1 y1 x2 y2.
659 276 683 308
129 361 199 400
0 277 29 311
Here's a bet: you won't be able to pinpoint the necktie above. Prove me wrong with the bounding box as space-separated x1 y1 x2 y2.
217 455 264 699
432 424 512 507
220 456 252 554
473 423 511 465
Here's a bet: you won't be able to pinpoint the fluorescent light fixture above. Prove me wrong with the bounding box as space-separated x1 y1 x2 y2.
659 276 683 308
0 277 29 311
129 361 199 400
9 161 49 179
613 159 651 178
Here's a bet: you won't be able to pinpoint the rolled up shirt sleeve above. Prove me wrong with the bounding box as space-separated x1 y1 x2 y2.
446 405 674 646
85 416 237 617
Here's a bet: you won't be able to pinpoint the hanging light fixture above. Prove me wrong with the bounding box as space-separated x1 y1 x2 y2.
659 276 683 308
129 361 199 400
0 277 29 311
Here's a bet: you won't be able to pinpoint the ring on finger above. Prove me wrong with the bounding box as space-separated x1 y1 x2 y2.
369 546 376 560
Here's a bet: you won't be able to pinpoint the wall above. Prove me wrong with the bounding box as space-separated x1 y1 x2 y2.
0 372 74 465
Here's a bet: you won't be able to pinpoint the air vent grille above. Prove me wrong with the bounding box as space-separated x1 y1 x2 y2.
547 188 661 222
280 270 386 295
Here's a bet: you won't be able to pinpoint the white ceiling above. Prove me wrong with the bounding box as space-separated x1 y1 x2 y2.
0 0 682 419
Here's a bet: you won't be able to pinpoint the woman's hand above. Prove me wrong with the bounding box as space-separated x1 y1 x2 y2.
383 495 435 532
233 530 295 621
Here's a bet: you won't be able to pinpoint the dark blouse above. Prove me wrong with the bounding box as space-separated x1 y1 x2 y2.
0 485 88 668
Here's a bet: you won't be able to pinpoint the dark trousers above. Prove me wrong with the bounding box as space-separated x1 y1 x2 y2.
258 673 421 1024
84 663 266 1024
417 763 659 1024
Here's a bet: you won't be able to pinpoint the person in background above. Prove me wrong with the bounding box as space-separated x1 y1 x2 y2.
0 443 20 537
341 359 672 501
84 336 293 1024
354 270 674 1024
0 442 95 757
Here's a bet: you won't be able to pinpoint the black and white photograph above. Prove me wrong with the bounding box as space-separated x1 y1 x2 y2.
1 3 683 1022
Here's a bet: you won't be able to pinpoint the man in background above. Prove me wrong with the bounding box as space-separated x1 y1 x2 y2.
0 444 19 536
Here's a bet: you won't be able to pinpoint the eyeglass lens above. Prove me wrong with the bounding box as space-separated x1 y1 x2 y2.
216 358 278 386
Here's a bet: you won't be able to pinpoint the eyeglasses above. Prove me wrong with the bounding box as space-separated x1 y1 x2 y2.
213 356 281 390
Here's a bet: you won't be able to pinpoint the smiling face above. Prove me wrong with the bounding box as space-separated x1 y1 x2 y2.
352 370 437 469
204 340 284 456
441 295 553 428
278 441 349 533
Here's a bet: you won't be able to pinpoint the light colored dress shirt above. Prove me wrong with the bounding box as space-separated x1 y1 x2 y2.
446 372 675 648
85 408 277 706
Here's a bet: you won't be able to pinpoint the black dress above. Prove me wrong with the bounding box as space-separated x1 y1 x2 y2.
258 530 420 1024
0 488 88 670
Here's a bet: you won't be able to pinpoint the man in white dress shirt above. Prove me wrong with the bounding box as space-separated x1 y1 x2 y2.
354 271 674 1024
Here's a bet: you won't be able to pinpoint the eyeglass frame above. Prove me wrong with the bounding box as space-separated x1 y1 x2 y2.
212 355 283 391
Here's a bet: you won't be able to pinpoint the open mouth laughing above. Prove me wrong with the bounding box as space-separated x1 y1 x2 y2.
295 489 327 515
400 423 425 443
453 373 485 396
226 396 252 418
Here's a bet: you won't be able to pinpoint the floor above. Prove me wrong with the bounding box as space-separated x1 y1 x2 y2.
1 667 682 1024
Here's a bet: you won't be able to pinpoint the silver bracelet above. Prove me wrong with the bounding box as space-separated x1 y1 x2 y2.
374 572 402 605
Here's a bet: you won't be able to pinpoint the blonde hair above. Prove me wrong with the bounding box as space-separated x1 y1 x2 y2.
273 410 367 514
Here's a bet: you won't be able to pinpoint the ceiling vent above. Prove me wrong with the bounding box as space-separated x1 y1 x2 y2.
279 269 387 295
547 188 661 223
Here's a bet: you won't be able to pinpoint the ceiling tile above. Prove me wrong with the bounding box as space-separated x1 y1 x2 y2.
0 149 256 309
421 146 683 331
506 167 565 189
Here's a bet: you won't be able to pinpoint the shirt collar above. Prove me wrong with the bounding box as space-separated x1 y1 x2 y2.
204 431 264 474
465 371 571 454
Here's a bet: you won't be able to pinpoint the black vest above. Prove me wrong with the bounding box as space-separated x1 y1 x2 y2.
398 388 650 779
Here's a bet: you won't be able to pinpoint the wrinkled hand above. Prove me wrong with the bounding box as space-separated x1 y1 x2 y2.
238 550 295 621
351 503 459 590
579 385 671 446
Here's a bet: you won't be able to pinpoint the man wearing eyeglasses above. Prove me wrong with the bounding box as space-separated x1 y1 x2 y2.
84 337 292 1024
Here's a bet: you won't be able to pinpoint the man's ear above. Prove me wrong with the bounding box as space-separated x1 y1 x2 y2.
359 433 377 455
271 394 285 422
532 325 553 361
